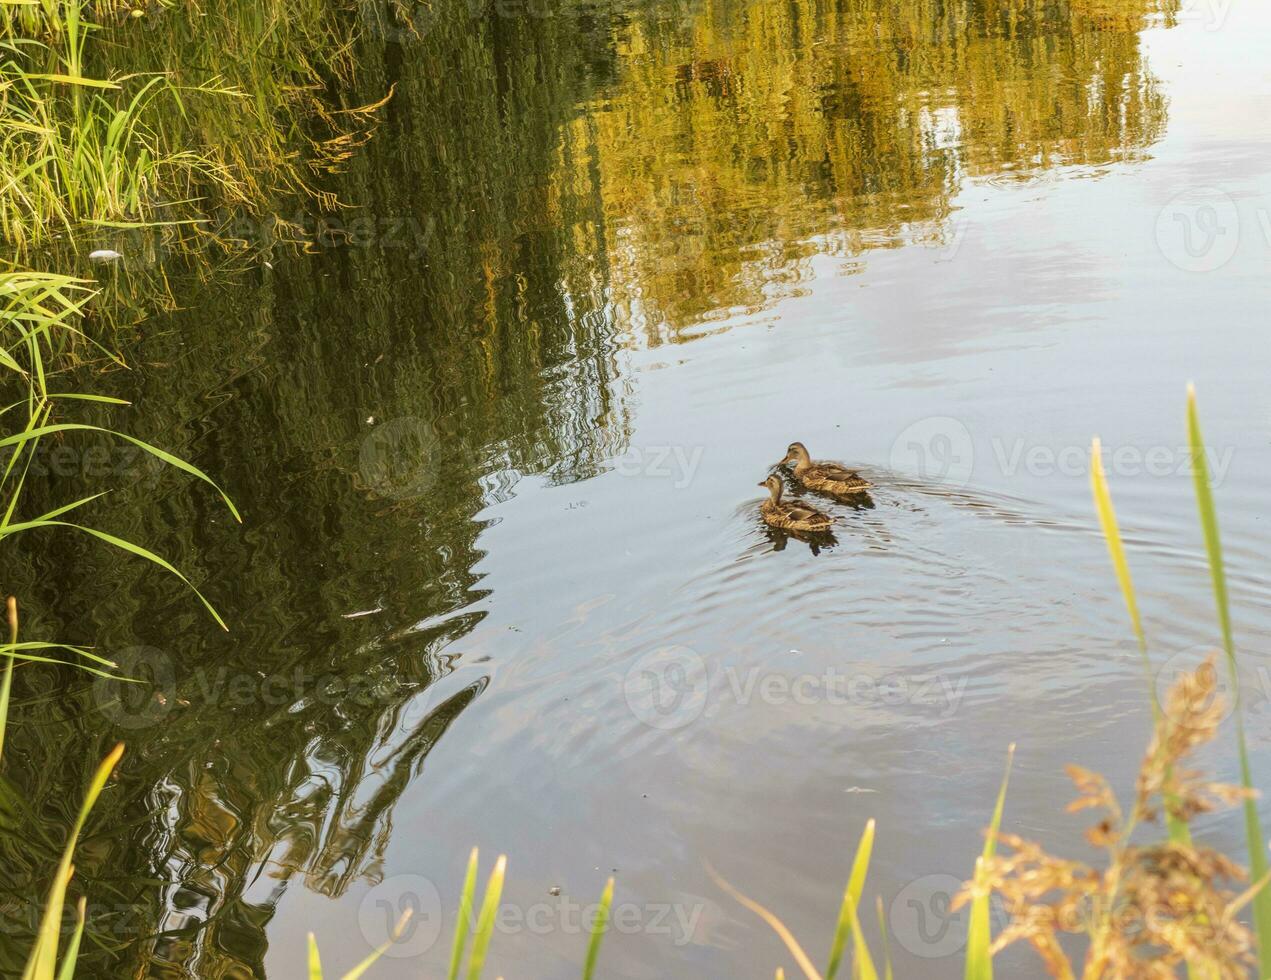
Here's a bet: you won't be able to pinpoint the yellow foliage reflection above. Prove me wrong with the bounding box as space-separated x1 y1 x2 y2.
563 0 1174 342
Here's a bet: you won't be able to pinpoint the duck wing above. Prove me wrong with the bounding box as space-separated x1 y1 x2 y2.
814 461 866 482
785 503 832 524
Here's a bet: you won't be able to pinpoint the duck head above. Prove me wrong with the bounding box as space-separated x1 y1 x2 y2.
758 474 785 501
775 442 811 469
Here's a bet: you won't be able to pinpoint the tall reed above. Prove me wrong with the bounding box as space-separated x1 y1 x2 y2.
1185 385 1271 973
1090 437 1190 847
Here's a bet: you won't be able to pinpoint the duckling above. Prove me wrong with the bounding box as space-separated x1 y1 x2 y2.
758 475 835 533
776 442 871 497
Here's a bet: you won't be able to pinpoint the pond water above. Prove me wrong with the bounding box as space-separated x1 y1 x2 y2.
6 0 1271 976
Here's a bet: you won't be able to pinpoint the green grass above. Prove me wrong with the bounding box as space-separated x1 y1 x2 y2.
0 269 238 628
307 908 413 979
1186 384 1271 974
705 821 881 980
583 876 615 980
964 744 1013 980
0 16 247 260
1091 435 1192 850
21 743 123 980
305 849 616 979
826 817 874 980
1 0 383 271
0 586 125 980
0 272 238 980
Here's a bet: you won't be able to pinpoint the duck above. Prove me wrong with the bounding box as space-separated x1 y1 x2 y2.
776 442 871 497
758 475 835 533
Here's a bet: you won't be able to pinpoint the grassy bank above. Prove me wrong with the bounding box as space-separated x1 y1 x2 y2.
1 0 381 274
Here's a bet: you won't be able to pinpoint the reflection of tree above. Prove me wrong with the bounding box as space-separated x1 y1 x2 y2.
0 4 629 975
569 0 1173 342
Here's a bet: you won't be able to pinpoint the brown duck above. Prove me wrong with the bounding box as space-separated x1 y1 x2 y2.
758 475 835 533
776 442 871 497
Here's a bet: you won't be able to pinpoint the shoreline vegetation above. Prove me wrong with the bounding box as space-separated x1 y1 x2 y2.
1 0 1266 977
1 0 388 323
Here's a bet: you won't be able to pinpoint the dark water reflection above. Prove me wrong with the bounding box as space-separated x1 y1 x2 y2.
8 0 1271 976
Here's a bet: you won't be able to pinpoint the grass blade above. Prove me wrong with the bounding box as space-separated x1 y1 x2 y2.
44 394 131 406
0 520 225 629
21 73 120 89
842 894 878 980
876 896 893 980
307 933 323 980
27 492 111 524
1090 438 1150 669
965 743 1014 980
53 898 85 980
23 743 124 980
341 909 412 979
466 855 506 980
0 423 240 522
826 818 874 980
0 597 15 761
448 848 480 980
1186 383 1271 974
706 859 823 980
1090 438 1190 845
583 877 614 980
